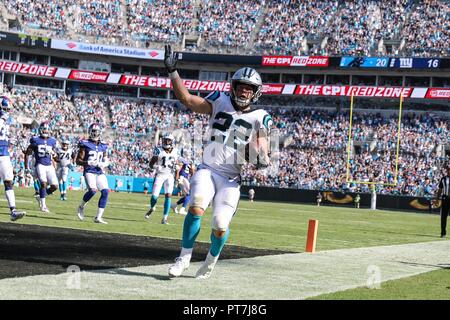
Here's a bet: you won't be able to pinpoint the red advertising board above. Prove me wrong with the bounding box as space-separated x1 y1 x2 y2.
68 70 109 82
0 60 447 100
425 88 450 99
262 56 329 67
0 61 57 77
294 85 413 98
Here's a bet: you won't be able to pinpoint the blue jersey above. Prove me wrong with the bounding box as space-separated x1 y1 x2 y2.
0 112 10 156
79 139 108 174
30 136 57 166
179 159 191 179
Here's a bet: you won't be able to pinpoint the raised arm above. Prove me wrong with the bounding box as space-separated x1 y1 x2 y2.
164 45 212 115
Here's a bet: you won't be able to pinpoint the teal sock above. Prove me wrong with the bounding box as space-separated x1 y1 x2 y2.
34 180 40 193
150 195 158 208
182 212 202 249
59 182 62 193
210 229 230 257
163 197 171 217
62 182 67 193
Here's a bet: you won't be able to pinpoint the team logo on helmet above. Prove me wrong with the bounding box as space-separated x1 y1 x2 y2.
39 121 50 138
230 67 262 110
88 123 102 142
0 96 12 112
162 133 174 151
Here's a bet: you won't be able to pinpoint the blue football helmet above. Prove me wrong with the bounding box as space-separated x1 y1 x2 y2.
88 123 102 142
0 96 12 112
39 121 50 138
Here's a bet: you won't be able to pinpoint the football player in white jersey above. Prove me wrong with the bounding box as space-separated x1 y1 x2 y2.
145 133 179 224
0 96 25 221
164 45 272 279
56 137 74 201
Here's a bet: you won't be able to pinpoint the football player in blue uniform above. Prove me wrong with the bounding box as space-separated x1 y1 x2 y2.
24 121 58 213
76 123 110 224
0 96 25 221
171 158 194 216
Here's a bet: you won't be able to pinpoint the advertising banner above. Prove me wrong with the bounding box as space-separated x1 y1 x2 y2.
51 39 164 60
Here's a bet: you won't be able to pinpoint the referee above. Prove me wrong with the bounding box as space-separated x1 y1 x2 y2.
434 164 450 238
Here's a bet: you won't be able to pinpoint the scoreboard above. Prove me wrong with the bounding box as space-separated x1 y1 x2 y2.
340 57 442 69
388 57 441 69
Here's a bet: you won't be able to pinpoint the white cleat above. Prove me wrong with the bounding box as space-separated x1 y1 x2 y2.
171 203 178 214
94 217 108 224
168 257 190 278
178 207 187 216
10 210 26 221
40 206 50 213
161 218 169 225
77 205 85 221
195 253 219 280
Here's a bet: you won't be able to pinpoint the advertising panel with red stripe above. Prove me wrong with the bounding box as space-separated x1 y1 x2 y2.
68 70 109 82
262 56 329 67
0 61 57 77
0 60 447 100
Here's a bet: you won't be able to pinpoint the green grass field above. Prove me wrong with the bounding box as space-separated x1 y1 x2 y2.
0 188 442 252
310 268 450 300
1 188 448 299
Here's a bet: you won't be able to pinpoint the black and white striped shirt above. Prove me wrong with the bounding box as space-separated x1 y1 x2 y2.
438 176 450 199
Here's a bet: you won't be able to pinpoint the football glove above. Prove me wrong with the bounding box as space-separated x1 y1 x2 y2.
164 44 178 73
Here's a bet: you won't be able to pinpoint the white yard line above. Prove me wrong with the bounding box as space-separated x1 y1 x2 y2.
0 239 448 299
0 199 32 203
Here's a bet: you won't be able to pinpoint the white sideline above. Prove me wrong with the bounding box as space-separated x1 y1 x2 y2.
0 239 448 299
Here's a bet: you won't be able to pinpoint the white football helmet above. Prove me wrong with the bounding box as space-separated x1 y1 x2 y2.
61 137 70 150
230 67 262 110
162 133 174 151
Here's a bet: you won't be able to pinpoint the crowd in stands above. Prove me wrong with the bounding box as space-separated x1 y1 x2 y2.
255 0 338 55
325 0 412 56
198 0 264 48
2 0 447 57
73 95 108 131
1 85 447 196
126 0 194 43
241 108 448 196
4 0 68 34
400 0 449 57
73 0 124 39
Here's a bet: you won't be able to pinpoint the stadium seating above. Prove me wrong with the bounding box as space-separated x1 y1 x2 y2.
1 0 447 56
3 85 447 196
